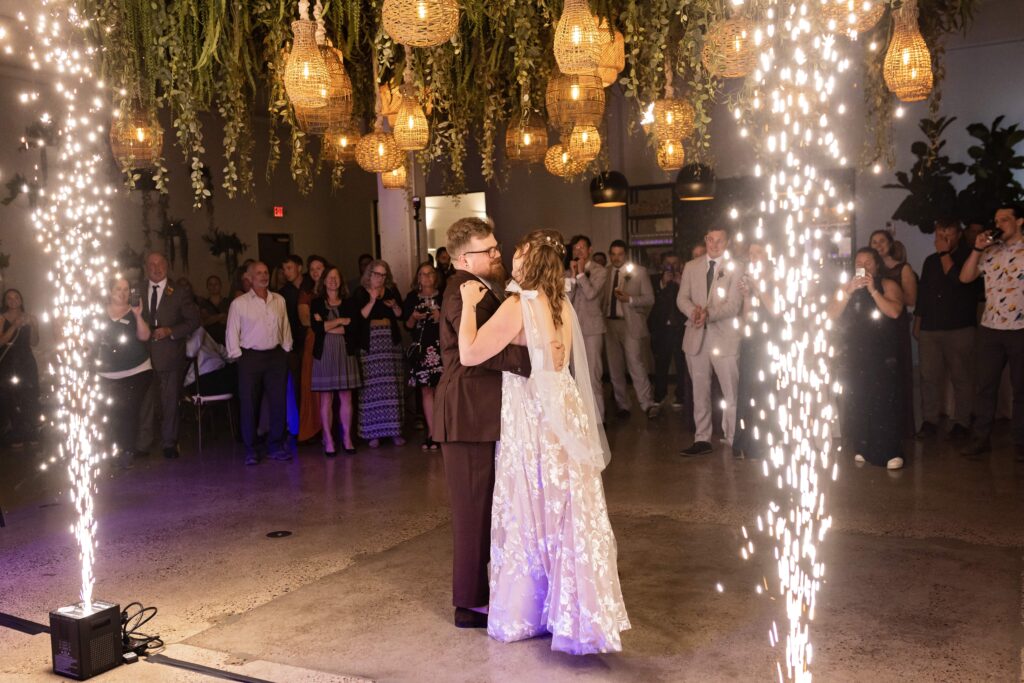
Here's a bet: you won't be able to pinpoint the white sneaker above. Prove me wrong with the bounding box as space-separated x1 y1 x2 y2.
886 457 904 470
854 454 865 463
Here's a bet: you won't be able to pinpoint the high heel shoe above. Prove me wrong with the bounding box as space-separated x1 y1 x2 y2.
343 444 357 455
324 443 337 457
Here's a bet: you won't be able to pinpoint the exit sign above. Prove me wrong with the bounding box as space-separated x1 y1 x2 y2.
272 205 285 218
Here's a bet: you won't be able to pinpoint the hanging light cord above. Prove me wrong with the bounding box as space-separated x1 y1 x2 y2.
313 0 326 45
298 0 310 21
664 54 674 99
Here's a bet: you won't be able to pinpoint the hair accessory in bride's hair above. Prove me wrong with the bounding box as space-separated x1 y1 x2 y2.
540 233 566 257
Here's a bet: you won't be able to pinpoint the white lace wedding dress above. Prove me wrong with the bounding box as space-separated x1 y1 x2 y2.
487 284 630 655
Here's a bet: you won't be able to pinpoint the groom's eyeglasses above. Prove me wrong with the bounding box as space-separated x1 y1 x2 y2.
462 244 502 259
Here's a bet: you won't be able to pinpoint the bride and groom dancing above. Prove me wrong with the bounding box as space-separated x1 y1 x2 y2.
432 217 630 655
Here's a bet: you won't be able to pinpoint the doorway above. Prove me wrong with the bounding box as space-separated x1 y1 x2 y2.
258 233 293 282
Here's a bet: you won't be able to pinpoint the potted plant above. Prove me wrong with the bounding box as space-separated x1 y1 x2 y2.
884 116 965 233
957 116 1024 225
203 228 248 282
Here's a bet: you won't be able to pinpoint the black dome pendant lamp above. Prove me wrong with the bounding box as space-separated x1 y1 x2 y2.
590 171 629 208
675 163 715 201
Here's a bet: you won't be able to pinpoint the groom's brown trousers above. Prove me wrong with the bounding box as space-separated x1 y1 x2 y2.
441 442 496 608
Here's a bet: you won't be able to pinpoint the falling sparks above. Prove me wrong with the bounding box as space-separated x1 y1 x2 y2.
11 4 116 611
733 0 848 679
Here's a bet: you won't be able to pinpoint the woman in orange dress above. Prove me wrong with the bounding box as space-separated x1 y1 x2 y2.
298 255 328 442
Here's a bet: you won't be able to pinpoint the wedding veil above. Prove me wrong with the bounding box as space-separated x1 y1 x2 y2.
508 280 612 471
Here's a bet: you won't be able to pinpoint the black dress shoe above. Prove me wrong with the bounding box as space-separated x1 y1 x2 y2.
960 438 991 459
915 421 938 439
454 607 488 629
680 441 713 456
163 446 179 459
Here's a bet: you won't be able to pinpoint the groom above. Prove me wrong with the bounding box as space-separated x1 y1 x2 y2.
433 217 531 629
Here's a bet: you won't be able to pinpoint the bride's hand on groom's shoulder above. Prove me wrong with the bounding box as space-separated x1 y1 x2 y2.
460 281 487 308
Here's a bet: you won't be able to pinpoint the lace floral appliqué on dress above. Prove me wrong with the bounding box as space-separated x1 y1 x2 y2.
487 286 630 654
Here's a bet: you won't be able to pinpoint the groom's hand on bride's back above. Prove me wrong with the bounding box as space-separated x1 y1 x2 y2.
551 341 566 371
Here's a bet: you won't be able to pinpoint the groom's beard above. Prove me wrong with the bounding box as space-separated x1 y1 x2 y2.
489 261 510 285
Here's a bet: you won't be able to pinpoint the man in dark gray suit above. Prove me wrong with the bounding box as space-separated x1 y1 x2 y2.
141 252 200 458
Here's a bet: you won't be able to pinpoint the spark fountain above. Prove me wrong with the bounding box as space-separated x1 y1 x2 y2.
6 4 122 679
731 0 853 680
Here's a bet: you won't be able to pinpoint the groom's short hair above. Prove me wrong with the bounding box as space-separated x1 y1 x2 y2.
446 217 494 257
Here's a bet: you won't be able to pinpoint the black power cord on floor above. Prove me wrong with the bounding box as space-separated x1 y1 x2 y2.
121 601 163 656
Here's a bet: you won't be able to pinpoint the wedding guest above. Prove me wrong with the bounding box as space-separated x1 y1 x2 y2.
732 243 777 460
828 247 906 469
297 255 328 442
648 251 688 410
198 275 230 344
96 278 152 468
691 243 707 260
870 229 918 436
348 253 373 297
567 234 608 421
403 262 444 449
913 218 979 439
435 247 456 290
279 255 307 428
677 226 743 455
592 251 608 267
230 259 255 299
0 289 41 445
351 259 406 447
960 204 1024 462
225 261 293 465
604 240 658 419
310 266 361 455
141 252 200 459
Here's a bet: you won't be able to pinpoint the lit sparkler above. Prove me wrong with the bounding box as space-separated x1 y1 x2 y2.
731 0 853 679
10 5 116 611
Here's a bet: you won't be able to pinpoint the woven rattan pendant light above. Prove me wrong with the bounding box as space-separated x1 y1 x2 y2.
392 50 429 151
294 8 354 135
553 0 603 75
656 139 685 171
701 16 757 80
544 143 586 178
356 60 405 173
546 71 605 132
505 112 548 164
822 0 885 35
381 0 460 48
110 106 163 169
379 83 403 127
380 163 408 189
284 1 329 109
883 0 933 102
568 124 601 162
652 58 695 142
597 26 625 88
322 120 361 162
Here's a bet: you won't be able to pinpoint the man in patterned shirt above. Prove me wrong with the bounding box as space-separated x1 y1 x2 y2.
959 203 1024 461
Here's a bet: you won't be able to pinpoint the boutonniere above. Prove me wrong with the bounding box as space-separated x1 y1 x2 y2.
716 269 725 281
166 286 175 295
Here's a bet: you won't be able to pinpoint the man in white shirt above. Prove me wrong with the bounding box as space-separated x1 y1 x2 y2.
567 234 608 421
676 226 743 455
604 240 658 419
226 261 293 465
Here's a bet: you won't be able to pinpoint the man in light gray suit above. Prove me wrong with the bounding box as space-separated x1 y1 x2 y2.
677 226 743 455
141 252 200 458
567 235 608 421
605 240 658 419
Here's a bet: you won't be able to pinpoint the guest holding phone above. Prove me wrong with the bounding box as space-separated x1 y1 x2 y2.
351 259 406 447
96 278 152 468
827 247 906 469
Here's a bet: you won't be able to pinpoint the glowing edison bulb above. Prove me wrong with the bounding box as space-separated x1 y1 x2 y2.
571 25 582 45
407 114 417 129
134 127 145 143
570 84 580 100
522 132 533 146
417 1 427 19
665 110 675 125
302 61 311 79
902 48 910 66
377 141 386 157
561 150 570 164
338 134 350 149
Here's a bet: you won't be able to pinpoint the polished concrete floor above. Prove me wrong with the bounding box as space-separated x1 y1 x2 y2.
1 401 1022 682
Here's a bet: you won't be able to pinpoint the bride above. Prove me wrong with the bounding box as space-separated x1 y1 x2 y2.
457 229 630 655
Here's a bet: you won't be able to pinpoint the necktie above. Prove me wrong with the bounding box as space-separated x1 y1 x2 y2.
150 285 159 327
706 260 716 296
609 268 620 319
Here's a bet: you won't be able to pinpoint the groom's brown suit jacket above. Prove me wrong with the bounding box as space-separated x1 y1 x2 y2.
433 270 531 443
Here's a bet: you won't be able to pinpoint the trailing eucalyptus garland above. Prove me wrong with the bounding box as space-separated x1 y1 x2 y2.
79 0 977 203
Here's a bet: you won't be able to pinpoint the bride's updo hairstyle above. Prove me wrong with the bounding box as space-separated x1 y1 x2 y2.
514 229 568 328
